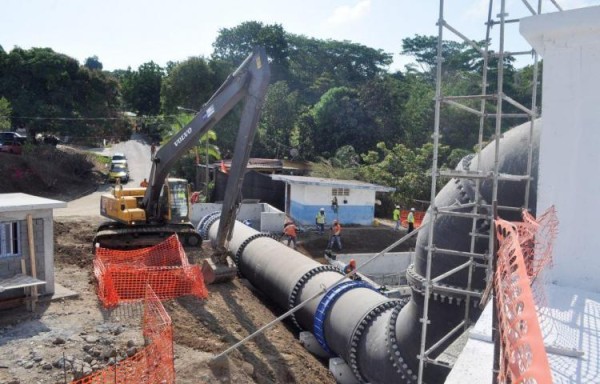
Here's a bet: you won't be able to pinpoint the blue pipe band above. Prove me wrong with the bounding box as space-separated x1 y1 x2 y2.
313 280 377 355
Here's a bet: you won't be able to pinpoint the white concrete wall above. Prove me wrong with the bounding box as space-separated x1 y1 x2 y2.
289 184 377 225
521 6 600 292
0 208 56 294
190 202 285 233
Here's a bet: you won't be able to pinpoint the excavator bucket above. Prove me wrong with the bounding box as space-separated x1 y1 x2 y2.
201 256 238 284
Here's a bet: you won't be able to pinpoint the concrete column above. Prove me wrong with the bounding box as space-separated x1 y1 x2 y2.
521 6 600 292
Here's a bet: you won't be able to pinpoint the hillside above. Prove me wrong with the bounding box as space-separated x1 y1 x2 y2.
0 145 105 201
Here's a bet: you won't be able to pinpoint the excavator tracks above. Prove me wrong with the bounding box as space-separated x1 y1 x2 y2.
93 221 202 251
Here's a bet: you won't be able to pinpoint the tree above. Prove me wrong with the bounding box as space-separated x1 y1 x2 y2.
401 35 483 77
120 61 163 115
254 81 300 158
212 21 289 82
168 113 221 184
359 141 451 208
287 34 392 102
84 55 103 70
161 56 216 114
0 97 11 131
310 86 375 157
0 47 124 142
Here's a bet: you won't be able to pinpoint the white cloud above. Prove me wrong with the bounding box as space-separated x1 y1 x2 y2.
326 0 372 25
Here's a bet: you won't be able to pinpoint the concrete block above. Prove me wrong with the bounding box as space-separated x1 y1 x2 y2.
329 357 359 384
299 331 330 358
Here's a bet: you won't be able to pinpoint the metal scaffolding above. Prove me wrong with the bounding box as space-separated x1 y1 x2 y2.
416 1 561 383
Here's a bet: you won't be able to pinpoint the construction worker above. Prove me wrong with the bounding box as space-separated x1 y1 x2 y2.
343 259 360 280
407 208 416 233
140 178 149 188
150 143 156 158
327 219 342 251
283 220 298 249
344 258 356 274
393 205 401 231
315 208 326 235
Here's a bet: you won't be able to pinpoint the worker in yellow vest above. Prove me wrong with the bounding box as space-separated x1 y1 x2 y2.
407 208 416 233
315 208 326 235
393 205 401 231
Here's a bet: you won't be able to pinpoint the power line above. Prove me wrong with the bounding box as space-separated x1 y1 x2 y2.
10 114 181 121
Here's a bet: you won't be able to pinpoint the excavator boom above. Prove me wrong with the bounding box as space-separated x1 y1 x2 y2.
94 47 271 268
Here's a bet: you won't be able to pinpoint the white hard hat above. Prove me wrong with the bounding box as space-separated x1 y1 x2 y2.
320 207 325 211
411 208 415 211
395 205 400 208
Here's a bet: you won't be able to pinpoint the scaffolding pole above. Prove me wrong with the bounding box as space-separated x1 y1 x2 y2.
416 0 545 382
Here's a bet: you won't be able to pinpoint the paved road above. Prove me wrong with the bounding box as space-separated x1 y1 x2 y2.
54 133 155 218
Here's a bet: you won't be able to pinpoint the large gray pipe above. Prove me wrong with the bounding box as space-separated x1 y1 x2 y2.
202 120 540 384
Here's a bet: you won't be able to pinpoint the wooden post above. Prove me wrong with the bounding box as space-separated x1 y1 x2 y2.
26 214 38 311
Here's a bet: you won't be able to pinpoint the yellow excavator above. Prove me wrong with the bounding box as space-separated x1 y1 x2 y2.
94 47 271 282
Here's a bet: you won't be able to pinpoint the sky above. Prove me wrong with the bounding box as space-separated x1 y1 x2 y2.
2 0 600 72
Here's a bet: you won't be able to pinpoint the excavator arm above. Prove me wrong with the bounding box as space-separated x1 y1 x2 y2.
143 47 271 234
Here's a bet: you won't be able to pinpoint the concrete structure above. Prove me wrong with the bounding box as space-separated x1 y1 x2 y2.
190 201 285 233
270 175 394 226
522 5 600 293
330 252 413 287
449 6 600 383
0 193 66 299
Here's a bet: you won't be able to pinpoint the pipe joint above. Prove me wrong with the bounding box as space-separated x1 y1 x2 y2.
234 232 278 268
288 265 344 331
314 281 378 355
197 211 221 239
387 301 416 383
349 299 405 383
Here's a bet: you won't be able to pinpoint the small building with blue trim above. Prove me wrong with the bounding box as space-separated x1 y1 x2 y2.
270 175 395 226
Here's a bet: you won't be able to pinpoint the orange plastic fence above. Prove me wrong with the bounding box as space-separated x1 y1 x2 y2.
400 209 425 229
94 234 208 307
72 286 175 384
494 207 558 384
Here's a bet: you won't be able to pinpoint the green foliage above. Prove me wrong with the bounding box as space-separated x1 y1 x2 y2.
0 97 11 130
0 47 125 142
120 61 163 115
358 141 450 207
168 113 221 183
161 56 220 114
254 81 300 158
309 146 360 180
84 56 103 71
212 21 289 82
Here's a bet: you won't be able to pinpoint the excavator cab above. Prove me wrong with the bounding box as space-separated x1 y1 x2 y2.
159 178 191 224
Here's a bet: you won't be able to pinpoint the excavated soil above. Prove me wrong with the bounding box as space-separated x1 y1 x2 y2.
0 144 412 384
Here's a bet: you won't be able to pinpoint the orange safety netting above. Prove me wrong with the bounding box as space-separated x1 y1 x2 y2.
72 286 175 384
494 206 558 384
400 209 425 229
94 234 208 307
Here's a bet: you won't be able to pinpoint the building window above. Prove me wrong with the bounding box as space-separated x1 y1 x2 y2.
0 221 21 258
332 188 350 196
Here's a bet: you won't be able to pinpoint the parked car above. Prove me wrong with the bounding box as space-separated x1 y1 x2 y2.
0 140 23 155
111 153 128 166
0 131 28 144
107 163 130 183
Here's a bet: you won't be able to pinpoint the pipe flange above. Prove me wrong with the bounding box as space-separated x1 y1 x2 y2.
348 299 404 384
201 215 221 240
406 264 481 306
196 211 220 235
386 300 417 383
288 265 344 331
314 281 378 355
234 232 278 268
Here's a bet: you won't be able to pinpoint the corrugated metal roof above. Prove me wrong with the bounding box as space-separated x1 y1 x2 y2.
270 175 395 192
